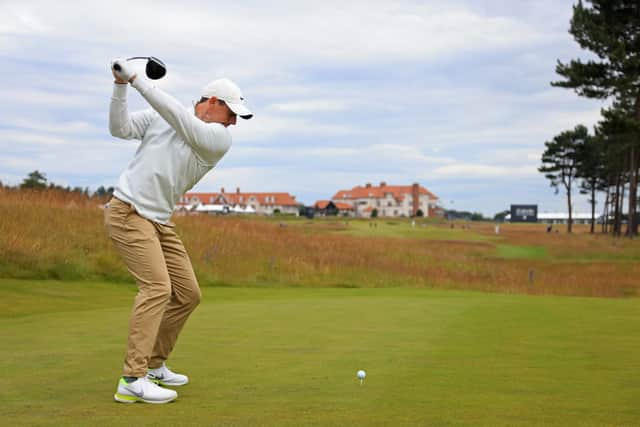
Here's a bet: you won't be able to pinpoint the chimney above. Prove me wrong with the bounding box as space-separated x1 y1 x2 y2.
365 183 372 188
236 187 240 194
221 187 225 193
380 181 386 187
412 183 420 216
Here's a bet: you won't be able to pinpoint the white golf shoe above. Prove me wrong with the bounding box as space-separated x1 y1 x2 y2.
114 376 177 404
147 363 189 387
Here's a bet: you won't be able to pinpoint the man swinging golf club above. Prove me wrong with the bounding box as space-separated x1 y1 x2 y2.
106 58 252 404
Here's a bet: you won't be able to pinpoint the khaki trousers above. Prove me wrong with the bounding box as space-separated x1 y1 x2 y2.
105 197 201 377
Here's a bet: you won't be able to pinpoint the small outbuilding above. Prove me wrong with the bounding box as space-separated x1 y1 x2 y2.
314 200 355 217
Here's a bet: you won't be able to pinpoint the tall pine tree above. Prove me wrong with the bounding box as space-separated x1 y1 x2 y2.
597 105 640 234
576 131 606 233
552 0 640 236
539 125 588 233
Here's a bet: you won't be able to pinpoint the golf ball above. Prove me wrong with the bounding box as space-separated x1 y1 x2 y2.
357 370 366 379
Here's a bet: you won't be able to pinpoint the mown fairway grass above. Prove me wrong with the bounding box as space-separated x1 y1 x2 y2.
495 244 548 260
2 279 639 426
287 217 499 242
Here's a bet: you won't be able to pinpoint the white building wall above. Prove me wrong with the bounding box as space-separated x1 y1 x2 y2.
402 193 412 216
280 205 299 215
255 205 298 215
337 193 436 218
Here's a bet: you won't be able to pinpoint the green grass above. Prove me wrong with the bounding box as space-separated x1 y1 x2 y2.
290 218 497 242
2 279 639 426
495 244 548 260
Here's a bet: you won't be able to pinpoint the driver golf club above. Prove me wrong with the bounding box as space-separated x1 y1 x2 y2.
113 56 167 80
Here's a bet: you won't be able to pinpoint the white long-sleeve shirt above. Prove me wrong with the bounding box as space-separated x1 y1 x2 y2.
109 78 232 224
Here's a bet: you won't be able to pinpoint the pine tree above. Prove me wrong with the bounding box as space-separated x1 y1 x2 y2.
576 131 606 233
597 105 640 234
20 170 48 190
539 125 588 233
552 0 640 236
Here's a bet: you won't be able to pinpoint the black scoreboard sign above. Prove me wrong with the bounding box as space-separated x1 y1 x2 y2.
510 205 538 223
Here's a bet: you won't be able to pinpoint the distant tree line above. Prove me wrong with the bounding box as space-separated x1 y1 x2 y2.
444 209 487 221
0 170 114 199
541 0 640 236
493 210 510 222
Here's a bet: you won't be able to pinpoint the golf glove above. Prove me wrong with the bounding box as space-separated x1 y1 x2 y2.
111 58 135 82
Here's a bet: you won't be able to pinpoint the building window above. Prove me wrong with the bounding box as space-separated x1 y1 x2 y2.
388 201 392 207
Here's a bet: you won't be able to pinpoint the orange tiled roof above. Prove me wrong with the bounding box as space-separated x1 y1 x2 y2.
314 200 354 210
183 191 298 206
334 202 354 210
332 183 438 201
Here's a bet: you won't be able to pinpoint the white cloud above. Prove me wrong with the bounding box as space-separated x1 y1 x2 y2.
228 143 455 168
478 148 542 164
0 130 68 146
0 4 48 34
3 118 97 134
0 88 95 109
269 100 351 113
231 113 356 141
0 0 548 67
432 163 538 179
0 137 135 180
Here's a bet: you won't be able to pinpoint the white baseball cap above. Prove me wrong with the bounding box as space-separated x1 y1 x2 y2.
201 78 253 119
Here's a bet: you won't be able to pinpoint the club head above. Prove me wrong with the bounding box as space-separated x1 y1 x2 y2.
145 56 166 80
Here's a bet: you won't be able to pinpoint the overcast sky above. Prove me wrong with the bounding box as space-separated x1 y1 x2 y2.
0 0 606 216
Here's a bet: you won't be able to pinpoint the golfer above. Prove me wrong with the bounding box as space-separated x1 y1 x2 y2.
105 58 252 404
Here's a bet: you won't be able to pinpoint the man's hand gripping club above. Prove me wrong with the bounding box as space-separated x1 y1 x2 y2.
111 58 137 84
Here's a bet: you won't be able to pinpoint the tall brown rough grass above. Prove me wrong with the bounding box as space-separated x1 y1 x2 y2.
1 188 639 297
